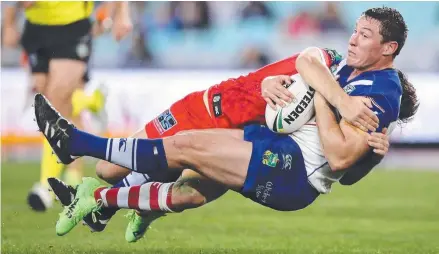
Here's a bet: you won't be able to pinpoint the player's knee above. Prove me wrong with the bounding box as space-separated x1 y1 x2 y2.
95 160 110 180
31 74 48 94
95 160 125 184
45 84 72 110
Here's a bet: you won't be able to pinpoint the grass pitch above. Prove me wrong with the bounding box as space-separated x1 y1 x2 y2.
2 162 439 254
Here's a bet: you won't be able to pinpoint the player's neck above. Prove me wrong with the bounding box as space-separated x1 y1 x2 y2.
351 58 394 78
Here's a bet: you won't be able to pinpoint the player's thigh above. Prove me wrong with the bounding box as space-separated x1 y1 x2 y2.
23 50 50 94
176 128 244 139
46 59 86 102
166 128 251 190
240 124 320 211
95 127 148 183
46 21 92 104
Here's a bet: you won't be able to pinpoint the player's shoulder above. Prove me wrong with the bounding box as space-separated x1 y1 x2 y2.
333 58 349 75
368 69 402 95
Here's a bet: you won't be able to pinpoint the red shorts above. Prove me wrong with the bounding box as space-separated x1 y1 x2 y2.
145 90 216 139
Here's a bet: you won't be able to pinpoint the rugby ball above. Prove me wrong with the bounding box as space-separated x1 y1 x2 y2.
265 74 316 134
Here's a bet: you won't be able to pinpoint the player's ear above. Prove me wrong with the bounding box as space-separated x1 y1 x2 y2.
382 41 398 57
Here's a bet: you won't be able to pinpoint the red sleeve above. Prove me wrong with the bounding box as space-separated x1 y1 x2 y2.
233 49 334 89
210 50 335 128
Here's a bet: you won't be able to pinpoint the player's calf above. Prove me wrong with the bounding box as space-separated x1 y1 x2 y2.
124 175 227 243
171 170 228 210
95 160 130 184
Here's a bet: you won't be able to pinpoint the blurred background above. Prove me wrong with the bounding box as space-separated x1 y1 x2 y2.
2 1 439 167
1 2 439 253
3 1 439 69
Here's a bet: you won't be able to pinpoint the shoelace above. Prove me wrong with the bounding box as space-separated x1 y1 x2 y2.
124 211 139 227
91 199 104 223
62 198 103 224
55 118 70 137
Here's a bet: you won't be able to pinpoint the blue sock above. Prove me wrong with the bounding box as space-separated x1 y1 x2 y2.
70 129 107 158
111 181 126 188
70 129 169 177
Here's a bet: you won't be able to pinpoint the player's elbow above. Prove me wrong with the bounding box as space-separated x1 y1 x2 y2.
327 154 355 171
328 159 348 171
297 47 324 73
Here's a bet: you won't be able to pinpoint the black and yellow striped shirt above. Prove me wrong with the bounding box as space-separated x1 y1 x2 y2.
24 1 94 26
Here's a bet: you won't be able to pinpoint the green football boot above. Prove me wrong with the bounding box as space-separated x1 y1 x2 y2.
55 177 103 236
125 210 165 243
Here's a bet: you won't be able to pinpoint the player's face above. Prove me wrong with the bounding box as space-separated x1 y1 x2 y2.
347 16 385 69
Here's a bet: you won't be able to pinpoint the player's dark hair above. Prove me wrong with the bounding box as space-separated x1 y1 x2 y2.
397 69 419 124
362 7 408 58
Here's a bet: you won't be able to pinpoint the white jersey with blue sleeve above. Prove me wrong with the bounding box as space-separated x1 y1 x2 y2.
290 59 402 194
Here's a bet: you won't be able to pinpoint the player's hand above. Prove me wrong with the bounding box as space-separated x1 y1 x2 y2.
20 1 35 8
2 26 20 48
261 75 295 110
111 13 132 41
338 96 379 132
368 128 389 156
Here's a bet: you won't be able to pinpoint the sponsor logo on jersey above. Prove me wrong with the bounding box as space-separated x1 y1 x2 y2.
212 93 222 117
118 138 127 152
282 154 292 170
283 86 315 125
153 109 177 135
262 150 279 167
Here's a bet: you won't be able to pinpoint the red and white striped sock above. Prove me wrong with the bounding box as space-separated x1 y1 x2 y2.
94 182 175 212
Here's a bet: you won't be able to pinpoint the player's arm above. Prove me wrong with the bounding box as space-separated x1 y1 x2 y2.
91 2 113 38
340 129 389 185
314 92 372 171
339 152 382 185
3 2 18 26
110 1 132 41
259 49 339 109
296 47 379 132
2 2 20 47
113 1 130 18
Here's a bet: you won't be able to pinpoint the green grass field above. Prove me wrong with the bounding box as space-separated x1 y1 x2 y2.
2 162 439 254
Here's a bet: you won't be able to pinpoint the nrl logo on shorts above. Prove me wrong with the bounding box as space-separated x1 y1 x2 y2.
262 150 279 167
